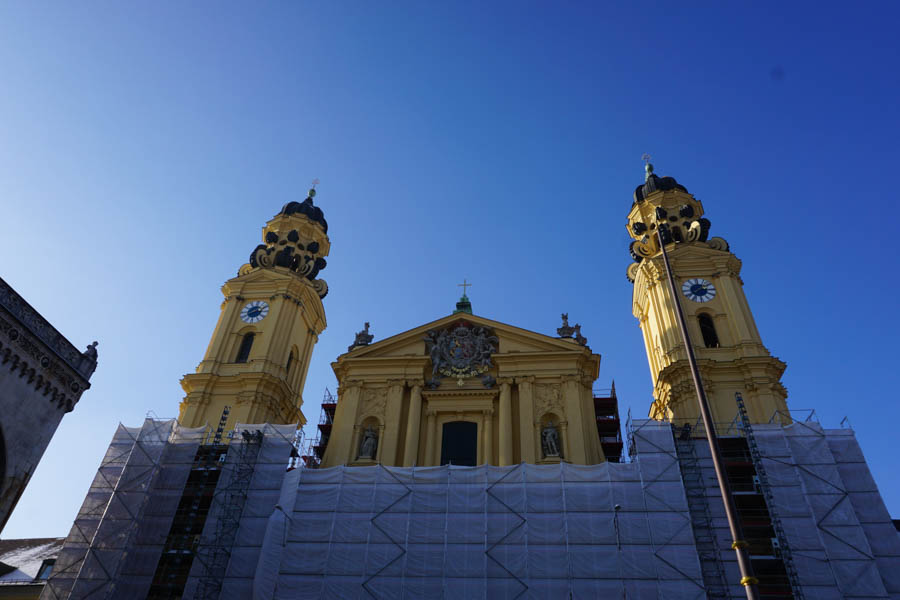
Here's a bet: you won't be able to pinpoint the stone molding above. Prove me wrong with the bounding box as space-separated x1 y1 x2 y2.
0 277 95 383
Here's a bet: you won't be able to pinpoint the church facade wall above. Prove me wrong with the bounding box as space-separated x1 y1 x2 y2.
324 315 604 469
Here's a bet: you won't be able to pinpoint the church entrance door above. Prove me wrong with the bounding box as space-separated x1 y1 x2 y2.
440 421 477 466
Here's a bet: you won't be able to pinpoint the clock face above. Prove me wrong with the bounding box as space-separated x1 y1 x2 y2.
240 300 269 324
682 278 716 303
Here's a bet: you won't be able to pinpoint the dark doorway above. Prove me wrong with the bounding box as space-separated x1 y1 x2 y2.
440 421 477 466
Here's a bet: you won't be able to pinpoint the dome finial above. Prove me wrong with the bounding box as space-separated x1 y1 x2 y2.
642 153 654 182
454 279 473 314
309 178 320 198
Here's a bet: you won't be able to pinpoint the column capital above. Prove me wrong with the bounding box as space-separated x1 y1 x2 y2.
515 375 535 385
482 408 494 417
341 380 364 391
425 408 438 417
560 374 580 384
387 378 406 389
407 379 425 389
497 377 514 386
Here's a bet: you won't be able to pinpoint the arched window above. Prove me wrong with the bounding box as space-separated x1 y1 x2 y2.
698 314 719 348
235 333 255 363
286 351 294 375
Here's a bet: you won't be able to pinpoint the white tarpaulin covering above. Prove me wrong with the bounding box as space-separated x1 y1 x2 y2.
45 418 900 600
252 420 707 600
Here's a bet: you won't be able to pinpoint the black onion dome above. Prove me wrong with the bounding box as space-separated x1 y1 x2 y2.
278 196 328 234
633 174 688 204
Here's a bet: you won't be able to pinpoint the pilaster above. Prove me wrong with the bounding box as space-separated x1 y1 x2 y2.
403 381 424 466
324 381 361 467
380 379 405 466
516 376 536 464
562 375 586 463
498 379 513 466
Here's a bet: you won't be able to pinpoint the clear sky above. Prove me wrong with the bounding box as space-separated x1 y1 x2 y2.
2 2 899 539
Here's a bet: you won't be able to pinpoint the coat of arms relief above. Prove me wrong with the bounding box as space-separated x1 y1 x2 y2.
424 322 499 386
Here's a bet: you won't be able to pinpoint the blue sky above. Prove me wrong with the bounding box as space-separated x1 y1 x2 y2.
2 2 899 538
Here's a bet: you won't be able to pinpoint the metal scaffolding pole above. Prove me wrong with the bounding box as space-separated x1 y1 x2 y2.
657 228 760 600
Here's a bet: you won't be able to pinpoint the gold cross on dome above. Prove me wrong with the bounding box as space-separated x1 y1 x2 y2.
458 279 472 296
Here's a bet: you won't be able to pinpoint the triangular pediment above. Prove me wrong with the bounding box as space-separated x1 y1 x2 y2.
342 313 589 360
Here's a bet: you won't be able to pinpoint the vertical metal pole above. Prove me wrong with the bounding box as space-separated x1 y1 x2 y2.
657 230 760 599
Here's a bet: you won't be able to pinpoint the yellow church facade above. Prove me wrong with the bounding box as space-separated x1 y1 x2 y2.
175 166 794 473
322 311 604 468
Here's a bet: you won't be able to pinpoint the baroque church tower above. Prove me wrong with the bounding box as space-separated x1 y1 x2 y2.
178 188 330 430
626 164 789 425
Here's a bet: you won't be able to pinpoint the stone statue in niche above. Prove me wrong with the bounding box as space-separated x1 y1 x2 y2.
542 422 561 458
359 426 378 459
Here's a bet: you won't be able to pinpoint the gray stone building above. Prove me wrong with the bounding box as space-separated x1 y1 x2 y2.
0 277 98 533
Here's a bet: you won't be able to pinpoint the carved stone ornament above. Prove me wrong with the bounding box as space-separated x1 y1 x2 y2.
557 313 575 338
248 197 329 299
0 277 94 380
535 383 563 417
424 321 498 386
348 322 374 351
573 324 587 346
361 387 387 418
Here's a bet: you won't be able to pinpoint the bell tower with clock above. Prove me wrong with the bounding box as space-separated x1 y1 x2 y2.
626 163 790 425
178 187 331 430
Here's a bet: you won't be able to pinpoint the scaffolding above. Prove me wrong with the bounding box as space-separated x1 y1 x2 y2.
193 428 263 600
44 410 900 599
40 419 206 600
674 431 729 597
41 420 298 600
302 388 336 468
735 394 803 599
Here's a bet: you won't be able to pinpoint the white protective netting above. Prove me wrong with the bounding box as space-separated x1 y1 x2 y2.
751 422 900 599
252 420 707 600
42 419 206 600
182 422 299 600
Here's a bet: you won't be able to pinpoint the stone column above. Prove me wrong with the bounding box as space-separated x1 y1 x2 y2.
424 408 437 466
325 381 361 466
483 409 494 465
562 375 586 464
403 382 424 466
380 380 405 466
517 377 536 463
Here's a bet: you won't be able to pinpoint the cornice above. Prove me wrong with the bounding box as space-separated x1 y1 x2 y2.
423 388 498 400
0 318 86 413
0 277 94 383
